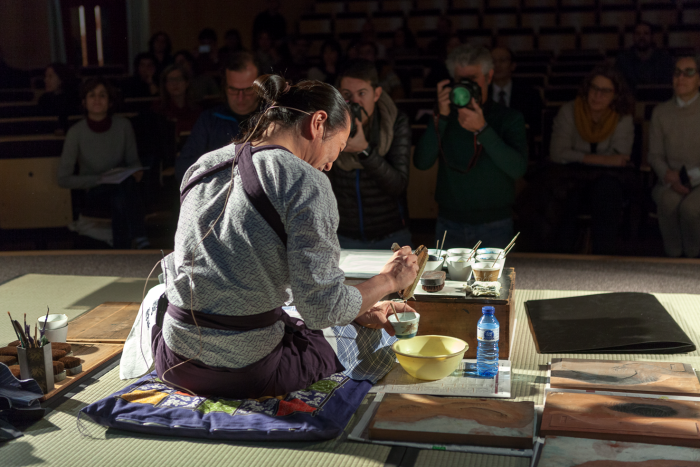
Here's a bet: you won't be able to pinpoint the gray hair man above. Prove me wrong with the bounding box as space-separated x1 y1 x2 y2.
413 43 528 250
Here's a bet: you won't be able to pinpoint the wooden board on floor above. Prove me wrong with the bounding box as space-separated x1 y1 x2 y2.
368 393 535 449
541 392 700 448
41 343 123 401
67 302 139 344
550 358 700 396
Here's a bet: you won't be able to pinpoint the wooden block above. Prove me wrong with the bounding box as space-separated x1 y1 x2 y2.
369 394 534 448
551 358 700 396
67 302 140 344
40 343 123 401
541 392 700 448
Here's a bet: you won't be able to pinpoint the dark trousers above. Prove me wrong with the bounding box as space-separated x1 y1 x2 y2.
83 177 147 248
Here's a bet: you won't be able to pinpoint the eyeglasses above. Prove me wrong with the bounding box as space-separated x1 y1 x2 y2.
674 68 698 78
589 84 615 95
226 85 256 96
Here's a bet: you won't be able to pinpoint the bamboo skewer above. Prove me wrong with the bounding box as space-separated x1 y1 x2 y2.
439 230 447 254
490 232 520 268
390 301 400 322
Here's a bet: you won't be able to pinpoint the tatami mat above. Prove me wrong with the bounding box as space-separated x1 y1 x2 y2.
3 274 700 466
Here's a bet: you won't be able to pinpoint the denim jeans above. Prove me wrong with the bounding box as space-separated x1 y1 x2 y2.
435 217 514 250
337 228 413 250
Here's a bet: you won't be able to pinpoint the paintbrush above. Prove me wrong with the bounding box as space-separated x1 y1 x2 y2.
40 306 50 338
12 319 28 348
8 311 22 344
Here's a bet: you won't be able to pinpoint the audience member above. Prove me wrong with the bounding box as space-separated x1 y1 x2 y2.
426 16 454 58
218 29 245 65
649 54 700 258
148 31 173 78
359 20 386 60
308 38 342 85
37 62 80 130
346 40 360 61
254 30 280 75
153 64 202 135
173 50 219 101
194 28 219 75
414 44 528 249
123 52 159 98
57 77 148 249
388 26 421 59
176 52 260 182
424 34 462 88
277 36 311 84
616 21 673 89
327 59 412 249
489 47 543 138
252 0 287 44
549 65 635 254
357 42 404 99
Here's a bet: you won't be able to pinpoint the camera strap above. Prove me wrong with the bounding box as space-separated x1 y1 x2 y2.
433 110 483 175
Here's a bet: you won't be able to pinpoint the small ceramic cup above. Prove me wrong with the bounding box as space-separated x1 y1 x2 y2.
474 253 505 278
425 254 444 271
446 255 472 281
447 248 473 257
388 310 420 339
428 248 448 259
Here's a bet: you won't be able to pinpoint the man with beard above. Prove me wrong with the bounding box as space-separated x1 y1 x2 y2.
616 21 673 89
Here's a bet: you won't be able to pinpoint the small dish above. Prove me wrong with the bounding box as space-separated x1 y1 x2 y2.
388 311 420 339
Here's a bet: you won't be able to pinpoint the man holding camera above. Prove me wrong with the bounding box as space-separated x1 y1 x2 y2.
326 59 412 249
414 44 527 249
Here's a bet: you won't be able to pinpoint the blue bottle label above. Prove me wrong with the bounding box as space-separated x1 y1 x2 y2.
477 328 499 341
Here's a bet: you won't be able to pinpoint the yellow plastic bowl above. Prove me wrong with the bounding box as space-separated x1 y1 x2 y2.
391 335 468 380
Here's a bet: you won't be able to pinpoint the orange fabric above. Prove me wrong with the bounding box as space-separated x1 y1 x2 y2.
574 96 619 143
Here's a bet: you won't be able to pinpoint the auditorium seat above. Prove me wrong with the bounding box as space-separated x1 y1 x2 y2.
560 0 596 5
559 6 597 31
516 50 554 63
550 61 598 74
372 11 405 32
496 28 536 52
314 0 345 16
521 7 557 32
335 12 368 34
523 0 557 7
487 0 520 7
383 0 414 15
580 26 621 52
635 85 673 103
0 102 42 118
555 49 605 63
544 86 578 104
416 0 449 11
458 28 493 48
446 8 480 30
640 3 680 28
299 14 333 35
394 99 435 124
538 27 577 53
346 0 380 15
482 8 518 30
0 116 68 136
682 4 700 24
667 24 700 49
0 90 35 103
547 73 586 87
599 5 637 30
451 0 482 8
516 62 549 74
407 9 441 32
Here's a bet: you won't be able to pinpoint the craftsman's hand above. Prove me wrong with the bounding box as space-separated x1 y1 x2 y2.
664 169 681 185
344 117 369 153
132 170 144 183
437 79 452 117
457 99 486 133
380 246 418 292
355 300 417 336
671 181 691 195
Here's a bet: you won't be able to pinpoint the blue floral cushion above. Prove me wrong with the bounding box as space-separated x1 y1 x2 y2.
79 372 371 441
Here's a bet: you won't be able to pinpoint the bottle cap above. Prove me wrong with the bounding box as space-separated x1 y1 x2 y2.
482 306 495 314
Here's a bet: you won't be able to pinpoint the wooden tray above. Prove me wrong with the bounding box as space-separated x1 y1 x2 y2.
541 392 700 448
550 358 700 396
67 302 139 344
368 393 534 449
41 343 123 401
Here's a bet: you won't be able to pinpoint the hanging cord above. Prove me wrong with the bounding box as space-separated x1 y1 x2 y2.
157 99 311 396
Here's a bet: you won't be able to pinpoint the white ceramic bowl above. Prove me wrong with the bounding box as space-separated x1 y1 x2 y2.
428 248 448 259
44 324 68 343
475 254 505 278
38 314 68 331
388 311 420 339
445 255 472 281
447 248 473 257
425 254 444 271
477 248 504 256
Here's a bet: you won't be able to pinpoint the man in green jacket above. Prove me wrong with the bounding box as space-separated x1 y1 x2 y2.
414 44 527 249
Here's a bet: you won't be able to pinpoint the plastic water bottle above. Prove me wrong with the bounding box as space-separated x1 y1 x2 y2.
477 306 499 377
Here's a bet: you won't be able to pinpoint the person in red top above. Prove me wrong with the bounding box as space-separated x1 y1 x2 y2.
153 64 202 135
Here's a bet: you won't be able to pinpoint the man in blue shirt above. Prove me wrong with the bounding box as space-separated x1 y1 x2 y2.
176 52 260 182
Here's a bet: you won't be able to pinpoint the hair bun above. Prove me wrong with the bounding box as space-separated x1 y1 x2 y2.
255 74 289 103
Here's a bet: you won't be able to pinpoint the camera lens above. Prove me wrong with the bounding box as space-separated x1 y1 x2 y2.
450 87 472 108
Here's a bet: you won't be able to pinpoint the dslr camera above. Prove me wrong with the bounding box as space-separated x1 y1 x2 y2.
347 101 367 138
449 78 482 110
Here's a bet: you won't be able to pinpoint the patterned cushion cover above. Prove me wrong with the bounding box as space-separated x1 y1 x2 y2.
80 372 371 441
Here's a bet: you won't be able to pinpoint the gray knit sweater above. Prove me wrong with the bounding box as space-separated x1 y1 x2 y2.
649 96 700 180
57 116 139 189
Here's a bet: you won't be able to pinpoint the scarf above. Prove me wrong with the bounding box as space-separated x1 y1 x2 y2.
334 92 398 171
87 116 112 133
573 96 619 144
